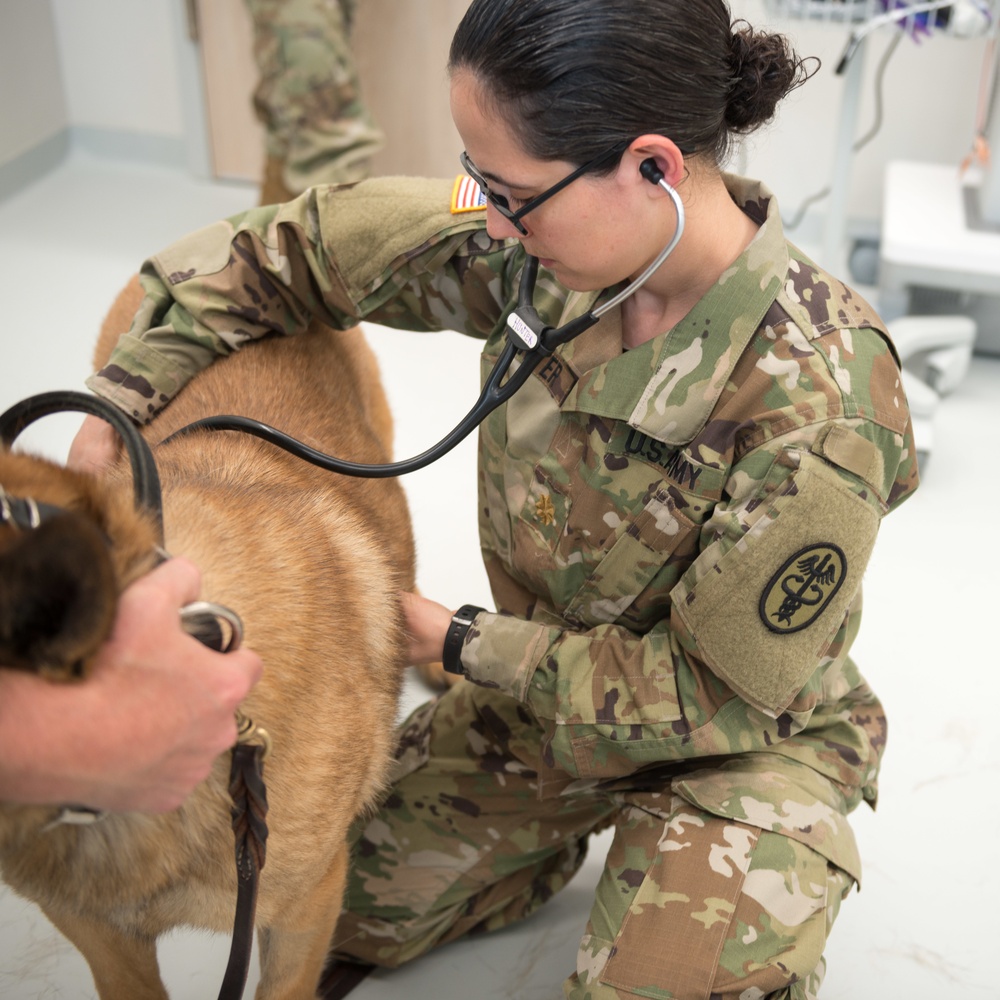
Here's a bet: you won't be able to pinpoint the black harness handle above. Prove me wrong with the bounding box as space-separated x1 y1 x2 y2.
0 390 164 542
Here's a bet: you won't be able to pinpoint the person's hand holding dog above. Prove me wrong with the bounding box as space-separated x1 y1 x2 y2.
401 591 454 666
0 558 263 813
68 413 121 473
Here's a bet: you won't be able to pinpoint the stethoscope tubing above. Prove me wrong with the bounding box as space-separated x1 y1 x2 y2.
163 173 685 478
164 336 533 477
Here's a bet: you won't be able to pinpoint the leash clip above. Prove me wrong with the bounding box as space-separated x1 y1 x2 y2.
235 713 272 760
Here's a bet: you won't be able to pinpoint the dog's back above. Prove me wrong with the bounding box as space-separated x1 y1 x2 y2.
0 276 415 998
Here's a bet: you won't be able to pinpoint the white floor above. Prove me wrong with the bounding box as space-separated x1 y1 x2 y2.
0 150 997 999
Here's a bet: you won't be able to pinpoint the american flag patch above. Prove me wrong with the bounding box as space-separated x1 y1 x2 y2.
451 174 487 215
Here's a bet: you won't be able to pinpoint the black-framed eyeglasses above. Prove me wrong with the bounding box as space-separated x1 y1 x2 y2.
459 143 628 236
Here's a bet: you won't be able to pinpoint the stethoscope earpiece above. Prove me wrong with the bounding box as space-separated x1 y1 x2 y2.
639 158 665 185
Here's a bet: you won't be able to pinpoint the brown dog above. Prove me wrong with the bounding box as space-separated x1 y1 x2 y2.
0 276 415 999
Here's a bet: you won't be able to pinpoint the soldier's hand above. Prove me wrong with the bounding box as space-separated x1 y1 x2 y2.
401 591 453 665
68 413 121 474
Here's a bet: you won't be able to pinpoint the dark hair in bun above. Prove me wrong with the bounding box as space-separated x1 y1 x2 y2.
451 0 817 168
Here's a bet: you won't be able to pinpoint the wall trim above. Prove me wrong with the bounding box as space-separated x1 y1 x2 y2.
0 131 70 203
0 127 188 204
69 125 186 169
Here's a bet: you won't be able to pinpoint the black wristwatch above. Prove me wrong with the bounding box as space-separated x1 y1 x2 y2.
442 604 486 675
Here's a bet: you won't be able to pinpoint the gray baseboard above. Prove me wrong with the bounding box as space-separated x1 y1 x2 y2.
0 127 189 204
0 131 70 203
69 125 187 170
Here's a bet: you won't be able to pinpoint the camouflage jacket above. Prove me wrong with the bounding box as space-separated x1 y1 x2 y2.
88 174 919 880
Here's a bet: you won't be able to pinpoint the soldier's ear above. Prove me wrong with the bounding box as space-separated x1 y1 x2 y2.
623 135 686 192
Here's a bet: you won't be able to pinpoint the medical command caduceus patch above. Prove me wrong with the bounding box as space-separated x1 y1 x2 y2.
759 544 847 634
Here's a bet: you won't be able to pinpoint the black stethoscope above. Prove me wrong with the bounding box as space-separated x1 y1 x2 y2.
169 159 685 478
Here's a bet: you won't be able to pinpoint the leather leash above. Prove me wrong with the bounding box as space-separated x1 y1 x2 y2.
0 390 163 535
184 601 271 1000
0 391 270 1000
219 733 270 1000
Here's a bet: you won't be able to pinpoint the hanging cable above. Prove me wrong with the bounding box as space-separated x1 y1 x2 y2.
784 29 902 230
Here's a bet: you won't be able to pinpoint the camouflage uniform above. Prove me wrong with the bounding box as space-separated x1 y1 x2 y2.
246 0 382 195
87 174 919 998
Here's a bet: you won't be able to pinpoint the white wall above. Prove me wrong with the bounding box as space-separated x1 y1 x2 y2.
50 0 185 138
0 0 67 163
0 0 188 183
0 0 994 237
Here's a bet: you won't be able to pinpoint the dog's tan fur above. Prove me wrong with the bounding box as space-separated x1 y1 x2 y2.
0 276 415 999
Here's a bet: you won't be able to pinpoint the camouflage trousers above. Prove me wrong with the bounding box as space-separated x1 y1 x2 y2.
245 0 383 193
331 683 854 999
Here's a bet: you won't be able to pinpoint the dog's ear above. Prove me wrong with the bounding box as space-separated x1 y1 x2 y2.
0 513 118 681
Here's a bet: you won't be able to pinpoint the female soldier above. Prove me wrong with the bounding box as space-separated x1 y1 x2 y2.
72 0 918 996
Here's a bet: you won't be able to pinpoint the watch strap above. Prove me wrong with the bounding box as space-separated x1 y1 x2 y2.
442 604 485 675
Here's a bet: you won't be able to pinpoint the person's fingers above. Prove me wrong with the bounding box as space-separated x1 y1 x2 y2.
133 556 203 611
152 558 265 691
218 648 266 706
66 413 120 473
399 590 453 664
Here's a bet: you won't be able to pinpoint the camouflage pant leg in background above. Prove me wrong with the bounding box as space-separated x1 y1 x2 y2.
338 0 356 29
332 684 854 999
245 0 383 192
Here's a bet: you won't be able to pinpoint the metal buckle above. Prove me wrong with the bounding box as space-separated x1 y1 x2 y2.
0 485 41 530
235 713 272 760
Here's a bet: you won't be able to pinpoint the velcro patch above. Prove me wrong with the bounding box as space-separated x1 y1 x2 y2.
451 174 487 215
813 424 886 504
671 452 879 717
